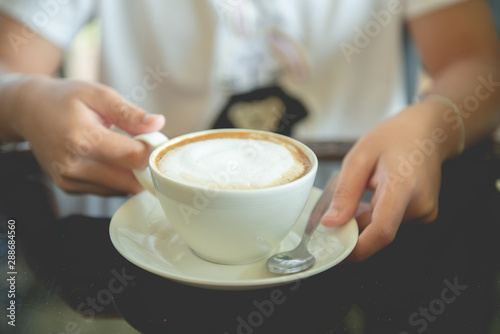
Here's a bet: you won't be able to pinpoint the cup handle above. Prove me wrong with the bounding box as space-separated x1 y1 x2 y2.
133 132 169 196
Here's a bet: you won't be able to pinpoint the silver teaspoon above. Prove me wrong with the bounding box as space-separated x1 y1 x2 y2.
266 172 339 274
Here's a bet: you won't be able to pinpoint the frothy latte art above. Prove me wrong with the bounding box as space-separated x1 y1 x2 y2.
155 131 312 189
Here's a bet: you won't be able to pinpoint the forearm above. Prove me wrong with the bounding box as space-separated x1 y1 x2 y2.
419 56 500 161
0 61 58 142
0 68 35 142
0 13 64 141
406 0 500 161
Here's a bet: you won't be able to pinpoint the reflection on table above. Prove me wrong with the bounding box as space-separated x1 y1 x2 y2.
0 140 499 333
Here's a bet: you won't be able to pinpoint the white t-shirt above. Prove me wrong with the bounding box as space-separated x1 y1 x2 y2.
0 0 469 217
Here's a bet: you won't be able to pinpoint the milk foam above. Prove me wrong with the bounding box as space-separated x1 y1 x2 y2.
157 138 307 189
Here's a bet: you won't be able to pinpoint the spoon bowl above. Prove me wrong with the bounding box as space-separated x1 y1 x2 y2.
266 172 339 274
266 239 316 274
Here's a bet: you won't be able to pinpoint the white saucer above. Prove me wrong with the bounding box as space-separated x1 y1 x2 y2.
109 187 358 290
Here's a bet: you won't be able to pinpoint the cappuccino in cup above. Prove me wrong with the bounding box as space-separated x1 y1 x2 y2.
133 129 318 265
154 131 312 190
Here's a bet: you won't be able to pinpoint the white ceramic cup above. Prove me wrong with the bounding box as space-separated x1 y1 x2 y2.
133 129 318 265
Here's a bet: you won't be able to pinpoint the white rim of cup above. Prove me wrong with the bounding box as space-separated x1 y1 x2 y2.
148 128 318 193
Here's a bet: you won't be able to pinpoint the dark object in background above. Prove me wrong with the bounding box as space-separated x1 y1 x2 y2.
212 85 308 136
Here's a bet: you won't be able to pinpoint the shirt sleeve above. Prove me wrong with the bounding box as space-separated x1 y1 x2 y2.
0 0 97 49
405 0 471 19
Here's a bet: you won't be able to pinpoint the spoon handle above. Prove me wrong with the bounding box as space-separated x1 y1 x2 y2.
302 172 339 240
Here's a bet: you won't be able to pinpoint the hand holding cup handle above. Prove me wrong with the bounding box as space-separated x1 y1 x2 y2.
133 132 169 196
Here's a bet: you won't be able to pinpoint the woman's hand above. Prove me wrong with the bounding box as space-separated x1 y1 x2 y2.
321 102 461 261
10 75 165 196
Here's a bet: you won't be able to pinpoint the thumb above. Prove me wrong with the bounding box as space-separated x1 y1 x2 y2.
321 161 371 227
84 84 165 135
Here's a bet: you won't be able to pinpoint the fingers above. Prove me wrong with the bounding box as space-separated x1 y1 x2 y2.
355 201 372 218
60 84 165 171
56 179 129 197
54 161 144 195
321 153 375 227
76 161 144 194
49 118 148 194
355 210 372 231
340 174 439 262
90 130 154 170
347 181 412 262
61 120 154 172
80 82 165 135
22 79 163 196
402 193 440 224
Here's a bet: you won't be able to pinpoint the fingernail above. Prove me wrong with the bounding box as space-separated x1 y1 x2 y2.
142 113 160 124
322 205 340 226
326 208 340 218
326 204 340 218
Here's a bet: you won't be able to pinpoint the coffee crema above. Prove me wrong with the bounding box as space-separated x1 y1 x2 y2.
155 131 312 189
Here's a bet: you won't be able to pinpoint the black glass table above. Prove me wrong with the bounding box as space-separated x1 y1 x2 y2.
1 140 499 334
